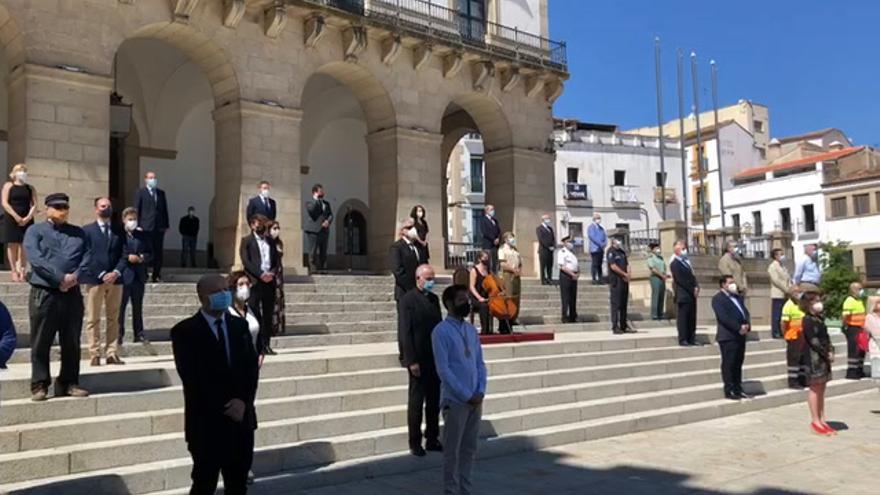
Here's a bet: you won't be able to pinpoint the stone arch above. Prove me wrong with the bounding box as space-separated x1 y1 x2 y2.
443 93 514 151
334 198 370 256
306 61 396 133
0 2 25 68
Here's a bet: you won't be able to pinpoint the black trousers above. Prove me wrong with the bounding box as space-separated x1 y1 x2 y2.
147 230 165 280
487 246 499 273
188 425 254 495
118 281 146 343
250 280 276 352
590 252 603 282
306 230 329 271
539 248 553 284
559 272 578 323
29 286 84 392
181 236 197 267
718 339 746 396
472 299 493 335
609 279 629 331
407 366 440 448
843 326 866 379
677 300 697 344
770 298 785 339
786 337 807 388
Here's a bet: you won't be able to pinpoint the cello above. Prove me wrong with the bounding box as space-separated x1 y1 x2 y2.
482 273 517 334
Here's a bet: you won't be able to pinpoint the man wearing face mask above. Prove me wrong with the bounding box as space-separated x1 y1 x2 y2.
607 237 632 334
557 236 580 324
178 206 200 268
23 193 92 401
118 207 152 346
781 285 807 388
536 214 556 285
718 240 748 296
841 282 867 379
711 275 751 400
391 218 422 303
794 243 822 294
587 213 607 285
81 197 126 366
477 204 501 273
671 240 701 346
240 214 279 356
246 180 277 222
767 248 793 339
647 243 669 320
171 274 259 495
304 184 333 273
134 171 169 282
433 284 487 495
398 264 443 457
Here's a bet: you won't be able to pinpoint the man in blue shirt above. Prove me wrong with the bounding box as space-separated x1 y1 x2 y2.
433 285 487 495
587 212 607 284
23 193 92 401
794 243 822 294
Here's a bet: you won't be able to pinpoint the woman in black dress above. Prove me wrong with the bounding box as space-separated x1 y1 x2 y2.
468 250 493 335
800 292 836 436
410 204 429 263
1 164 36 282
267 220 286 339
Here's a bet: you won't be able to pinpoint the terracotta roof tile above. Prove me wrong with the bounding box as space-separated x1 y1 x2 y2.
734 146 864 180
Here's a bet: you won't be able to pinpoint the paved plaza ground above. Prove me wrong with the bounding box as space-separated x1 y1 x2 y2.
297 390 880 495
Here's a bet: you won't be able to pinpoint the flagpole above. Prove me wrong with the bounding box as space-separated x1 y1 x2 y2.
676 49 688 228
654 37 667 221
690 51 708 243
711 60 726 230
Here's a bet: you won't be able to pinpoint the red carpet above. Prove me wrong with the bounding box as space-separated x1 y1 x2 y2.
479 332 555 345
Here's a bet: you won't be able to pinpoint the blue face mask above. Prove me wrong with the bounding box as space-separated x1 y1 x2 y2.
208 290 232 311
146 178 158 188
488 210 496 218
424 280 436 292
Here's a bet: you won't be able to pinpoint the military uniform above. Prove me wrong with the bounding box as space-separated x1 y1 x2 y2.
841 295 867 379
607 247 629 333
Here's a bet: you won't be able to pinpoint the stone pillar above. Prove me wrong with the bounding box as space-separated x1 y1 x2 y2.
212 100 303 272
658 220 688 257
484 147 555 276
366 127 443 272
8 64 112 225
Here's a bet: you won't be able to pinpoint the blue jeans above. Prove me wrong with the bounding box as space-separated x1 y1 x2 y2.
771 298 785 338
590 252 603 282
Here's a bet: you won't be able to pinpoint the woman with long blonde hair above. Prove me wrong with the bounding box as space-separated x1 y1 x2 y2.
1 164 37 282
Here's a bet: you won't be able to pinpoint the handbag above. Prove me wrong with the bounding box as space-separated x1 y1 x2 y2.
856 329 870 353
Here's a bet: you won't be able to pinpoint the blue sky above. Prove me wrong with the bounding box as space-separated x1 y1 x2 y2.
548 0 880 146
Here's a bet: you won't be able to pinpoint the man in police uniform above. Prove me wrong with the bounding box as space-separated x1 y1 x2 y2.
557 236 580 323
23 193 92 401
841 282 867 379
607 238 633 334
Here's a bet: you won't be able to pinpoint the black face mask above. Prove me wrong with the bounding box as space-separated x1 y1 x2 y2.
452 300 472 318
98 208 112 219
255 225 266 235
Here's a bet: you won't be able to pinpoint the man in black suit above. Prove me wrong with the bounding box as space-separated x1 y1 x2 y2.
246 180 277 221
536 214 556 285
81 197 126 366
711 275 751 400
178 206 199 268
240 214 279 355
398 264 443 457
171 274 259 495
390 218 421 303
304 184 333 273
134 171 169 282
118 207 152 345
477 204 501 273
670 239 700 346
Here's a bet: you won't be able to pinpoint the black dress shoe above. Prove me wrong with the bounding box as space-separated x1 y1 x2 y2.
724 393 741 401
264 347 278 356
679 342 693 347
612 329 624 335
425 441 443 452
736 391 753 400
623 327 637 334
410 445 427 457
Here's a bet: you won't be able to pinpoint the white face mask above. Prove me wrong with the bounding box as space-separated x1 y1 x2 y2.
125 220 138 231
236 285 250 302
508 238 517 247
680 249 688 256
270 228 280 239
416 210 424 218
594 218 601 224
14 171 27 183
260 188 271 199
727 283 738 294
406 227 419 240
779 255 786 263
564 242 574 250
812 302 824 313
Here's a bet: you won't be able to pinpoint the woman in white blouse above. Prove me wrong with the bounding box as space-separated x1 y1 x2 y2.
228 271 261 357
865 295 880 380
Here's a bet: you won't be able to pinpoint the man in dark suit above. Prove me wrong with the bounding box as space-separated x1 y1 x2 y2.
390 218 421 303
118 207 152 345
178 206 199 268
81 197 127 366
477 204 501 272
171 274 259 495
245 180 277 222
303 183 333 273
670 239 700 347
536 214 556 285
711 275 751 400
398 264 443 457
134 171 170 282
240 214 279 355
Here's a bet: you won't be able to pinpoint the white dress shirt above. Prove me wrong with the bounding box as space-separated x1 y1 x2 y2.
558 247 579 273
255 233 271 274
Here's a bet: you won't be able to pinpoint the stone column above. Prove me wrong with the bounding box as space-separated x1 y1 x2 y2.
366 127 444 272
484 147 555 276
658 220 688 256
8 64 112 225
212 100 303 272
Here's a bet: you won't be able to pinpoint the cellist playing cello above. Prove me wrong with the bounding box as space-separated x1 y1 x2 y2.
468 251 494 334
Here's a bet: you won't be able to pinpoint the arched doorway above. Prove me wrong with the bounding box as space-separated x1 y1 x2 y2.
343 210 367 255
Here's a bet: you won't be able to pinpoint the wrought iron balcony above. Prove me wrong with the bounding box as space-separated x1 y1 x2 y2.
297 0 568 71
563 182 590 201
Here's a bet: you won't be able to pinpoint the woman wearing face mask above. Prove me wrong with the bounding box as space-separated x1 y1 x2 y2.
647 243 669 320
799 292 836 435
228 271 261 353
468 251 494 334
498 232 522 325
410 205 429 263
266 220 286 337
1 164 37 282
865 295 880 380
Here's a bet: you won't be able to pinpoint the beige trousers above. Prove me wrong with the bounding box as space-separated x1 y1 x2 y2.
84 283 123 359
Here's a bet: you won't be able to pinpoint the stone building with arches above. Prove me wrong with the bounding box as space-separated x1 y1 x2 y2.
0 0 566 274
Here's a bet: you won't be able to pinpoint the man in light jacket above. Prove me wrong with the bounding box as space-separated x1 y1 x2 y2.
718 240 748 295
767 248 793 339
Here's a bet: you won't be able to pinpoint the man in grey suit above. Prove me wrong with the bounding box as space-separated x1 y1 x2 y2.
304 183 333 273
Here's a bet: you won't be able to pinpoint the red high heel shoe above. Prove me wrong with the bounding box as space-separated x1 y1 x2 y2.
811 422 833 436
820 422 837 435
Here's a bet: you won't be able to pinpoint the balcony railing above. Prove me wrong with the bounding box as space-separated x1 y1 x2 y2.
563 182 590 201
691 202 711 222
445 241 482 270
299 0 568 70
610 185 639 204
653 187 677 204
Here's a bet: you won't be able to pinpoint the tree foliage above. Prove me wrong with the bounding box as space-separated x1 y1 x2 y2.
819 241 859 319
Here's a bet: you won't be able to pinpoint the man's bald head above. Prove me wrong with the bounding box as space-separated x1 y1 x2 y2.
197 274 228 313
416 264 435 290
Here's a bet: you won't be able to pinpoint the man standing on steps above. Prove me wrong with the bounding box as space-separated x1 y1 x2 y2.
477 204 501 273
240 214 279 356
781 285 807 389
607 238 633 334
134 171 169 283
24 193 91 401
246 180 277 221
711 275 752 400
718 240 748 296
671 239 700 347
304 184 333 274
391 217 421 303
398 264 443 457
557 236 580 324
433 284 487 495
536 214 556 285
171 274 259 495
587 212 607 284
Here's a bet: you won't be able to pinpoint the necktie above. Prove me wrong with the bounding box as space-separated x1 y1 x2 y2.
321 201 325 213
410 243 418 259
215 319 229 366
150 189 156 202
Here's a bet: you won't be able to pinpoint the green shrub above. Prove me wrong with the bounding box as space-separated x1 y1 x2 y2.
818 241 859 319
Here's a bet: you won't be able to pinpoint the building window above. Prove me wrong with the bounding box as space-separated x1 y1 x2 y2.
752 211 763 236
753 120 764 133
732 214 740 228
854 193 870 215
469 157 484 193
615 223 630 230
567 167 579 184
614 170 626 186
876 191 880 213
803 204 816 232
470 210 481 243
758 148 766 159
655 172 667 187
691 145 708 174
830 197 847 218
779 208 791 232
866 248 880 280
458 0 486 40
